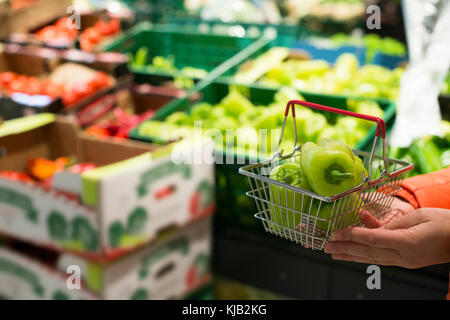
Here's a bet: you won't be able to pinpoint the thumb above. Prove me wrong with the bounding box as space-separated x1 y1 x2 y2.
382 211 428 230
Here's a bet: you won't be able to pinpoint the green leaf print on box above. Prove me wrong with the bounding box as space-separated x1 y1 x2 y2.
139 237 189 280
127 207 148 235
52 290 69 300
108 221 125 248
0 186 38 223
108 207 149 248
136 162 191 198
72 217 99 252
194 253 210 277
47 211 68 241
130 288 148 300
0 257 44 297
46 214 99 252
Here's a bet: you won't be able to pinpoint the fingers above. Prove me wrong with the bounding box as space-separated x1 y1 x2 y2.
358 210 382 228
382 210 429 230
330 226 406 248
324 241 400 261
329 253 398 266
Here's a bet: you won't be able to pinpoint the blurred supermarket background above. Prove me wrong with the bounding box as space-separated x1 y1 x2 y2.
0 0 448 300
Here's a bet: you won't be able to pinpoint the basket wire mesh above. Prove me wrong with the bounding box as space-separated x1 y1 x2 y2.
239 100 413 250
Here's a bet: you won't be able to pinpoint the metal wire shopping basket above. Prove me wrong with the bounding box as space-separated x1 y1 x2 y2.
239 100 414 250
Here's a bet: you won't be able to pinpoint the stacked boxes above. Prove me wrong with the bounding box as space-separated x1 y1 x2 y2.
0 113 215 299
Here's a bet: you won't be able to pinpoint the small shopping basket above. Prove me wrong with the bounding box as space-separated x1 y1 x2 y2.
239 100 414 250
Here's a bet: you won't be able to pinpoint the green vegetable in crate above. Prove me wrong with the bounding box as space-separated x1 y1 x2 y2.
303 113 328 142
410 136 444 174
295 60 329 78
334 53 359 76
269 162 311 232
133 47 148 67
220 89 254 119
152 56 176 71
166 111 192 126
300 140 357 197
190 103 213 121
71 217 98 251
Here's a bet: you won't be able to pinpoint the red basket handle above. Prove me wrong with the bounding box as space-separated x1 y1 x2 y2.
285 100 386 138
274 100 389 181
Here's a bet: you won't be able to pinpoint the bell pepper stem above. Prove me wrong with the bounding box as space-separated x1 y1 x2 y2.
330 170 354 179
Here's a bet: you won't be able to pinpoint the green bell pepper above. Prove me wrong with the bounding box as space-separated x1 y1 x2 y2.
309 196 362 232
269 162 311 233
300 139 357 197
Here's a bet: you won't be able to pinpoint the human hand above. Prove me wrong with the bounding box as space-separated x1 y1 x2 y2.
324 207 450 269
359 196 415 228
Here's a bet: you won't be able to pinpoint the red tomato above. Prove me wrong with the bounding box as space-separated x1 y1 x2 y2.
0 72 18 85
8 79 27 93
90 72 110 89
62 90 79 106
95 20 110 36
41 80 64 98
72 82 94 99
26 78 43 95
0 171 33 183
108 19 120 34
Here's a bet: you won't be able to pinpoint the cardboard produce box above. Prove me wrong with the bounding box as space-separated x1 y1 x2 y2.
80 83 201 134
0 44 130 121
0 217 212 300
0 113 215 258
8 9 133 52
0 0 72 40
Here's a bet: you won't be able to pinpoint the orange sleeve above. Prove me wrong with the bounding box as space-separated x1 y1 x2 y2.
396 166 450 210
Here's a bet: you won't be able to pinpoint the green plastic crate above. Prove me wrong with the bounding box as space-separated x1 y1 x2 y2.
103 22 261 82
129 81 396 233
121 0 187 23
166 17 322 48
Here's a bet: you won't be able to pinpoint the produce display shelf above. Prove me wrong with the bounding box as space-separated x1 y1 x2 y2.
212 222 450 300
166 17 322 48
103 22 261 81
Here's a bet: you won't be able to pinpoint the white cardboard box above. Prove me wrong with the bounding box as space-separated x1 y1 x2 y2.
0 114 215 258
0 216 212 300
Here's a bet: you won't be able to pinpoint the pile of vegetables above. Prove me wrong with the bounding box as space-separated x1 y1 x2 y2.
0 156 97 189
138 86 384 156
234 49 404 100
34 17 120 51
269 138 367 233
35 17 78 43
85 107 154 139
330 33 407 63
79 18 121 52
130 47 208 81
388 121 450 177
0 70 111 106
